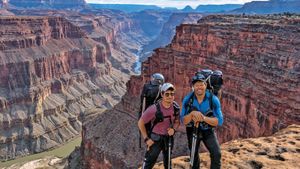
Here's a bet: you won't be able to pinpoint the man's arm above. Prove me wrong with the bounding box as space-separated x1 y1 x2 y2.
180 93 195 125
202 116 219 126
202 96 223 126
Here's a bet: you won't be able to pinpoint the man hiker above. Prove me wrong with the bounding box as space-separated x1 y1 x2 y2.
180 73 223 169
138 83 180 169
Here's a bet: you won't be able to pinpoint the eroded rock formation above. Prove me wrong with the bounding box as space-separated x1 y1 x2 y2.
0 16 127 160
81 14 300 168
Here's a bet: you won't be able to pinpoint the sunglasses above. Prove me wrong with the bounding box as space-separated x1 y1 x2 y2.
164 92 175 97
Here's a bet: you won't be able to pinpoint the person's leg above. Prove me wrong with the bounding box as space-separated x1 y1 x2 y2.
142 141 162 169
202 129 221 169
162 142 169 169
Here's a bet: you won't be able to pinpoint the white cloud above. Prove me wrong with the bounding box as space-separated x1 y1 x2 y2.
86 0 268 9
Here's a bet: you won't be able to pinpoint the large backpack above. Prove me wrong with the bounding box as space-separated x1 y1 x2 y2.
197 69 223 99
140 82 161 112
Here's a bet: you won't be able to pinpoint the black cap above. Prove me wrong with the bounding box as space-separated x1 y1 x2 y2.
192 74 207 84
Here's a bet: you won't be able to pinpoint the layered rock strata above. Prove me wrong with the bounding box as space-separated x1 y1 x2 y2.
0 16 127 160
82 14 300 168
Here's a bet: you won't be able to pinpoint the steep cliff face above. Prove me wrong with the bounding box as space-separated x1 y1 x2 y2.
11 8 152 74
0 16 127 160
77 9 149 74
81 14 300 168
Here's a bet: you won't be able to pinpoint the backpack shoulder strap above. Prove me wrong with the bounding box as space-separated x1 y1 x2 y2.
185 92 194 114
207 91 215 117
150 103 164 132
173 101 180 116
209 91 213 110
209 91 217 110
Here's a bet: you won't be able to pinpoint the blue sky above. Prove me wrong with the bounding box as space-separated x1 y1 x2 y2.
86 0 268 9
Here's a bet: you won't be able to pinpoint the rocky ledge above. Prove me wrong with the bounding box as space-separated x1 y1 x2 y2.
153 124 300 169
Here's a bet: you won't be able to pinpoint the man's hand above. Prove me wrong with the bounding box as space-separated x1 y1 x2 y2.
146 139 154 151
191 111 204 122
167 128 175 136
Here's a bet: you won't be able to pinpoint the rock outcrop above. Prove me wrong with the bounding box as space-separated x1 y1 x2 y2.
153 124 300 169
0 16 127 160
81 14 300 168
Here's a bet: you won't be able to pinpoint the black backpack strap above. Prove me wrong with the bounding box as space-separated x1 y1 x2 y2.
206 91 215 117
150 103 164 132
172 101 180 116
150 102 179 133
209 91 213 110
185 92 194 115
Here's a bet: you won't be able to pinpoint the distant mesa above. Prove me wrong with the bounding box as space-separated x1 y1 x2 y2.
8 0 86 9
232 0 300 14
88 4 162 13
182 5 194 12
195 4 242 13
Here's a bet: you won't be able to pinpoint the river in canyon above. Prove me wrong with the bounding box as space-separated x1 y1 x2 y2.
0 137 81 168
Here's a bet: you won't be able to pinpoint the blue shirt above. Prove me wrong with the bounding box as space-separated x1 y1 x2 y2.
180 90 223 129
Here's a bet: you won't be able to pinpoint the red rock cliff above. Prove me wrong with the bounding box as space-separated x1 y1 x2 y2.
81 15 300 168
0 16 127 160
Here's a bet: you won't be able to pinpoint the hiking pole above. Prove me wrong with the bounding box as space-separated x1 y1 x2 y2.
168 117 173 169
139 96 146 148
168 136 172 169
190 122 199 168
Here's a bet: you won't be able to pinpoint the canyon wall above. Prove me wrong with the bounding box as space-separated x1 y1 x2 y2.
0 16 127 160
81 14 300 168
